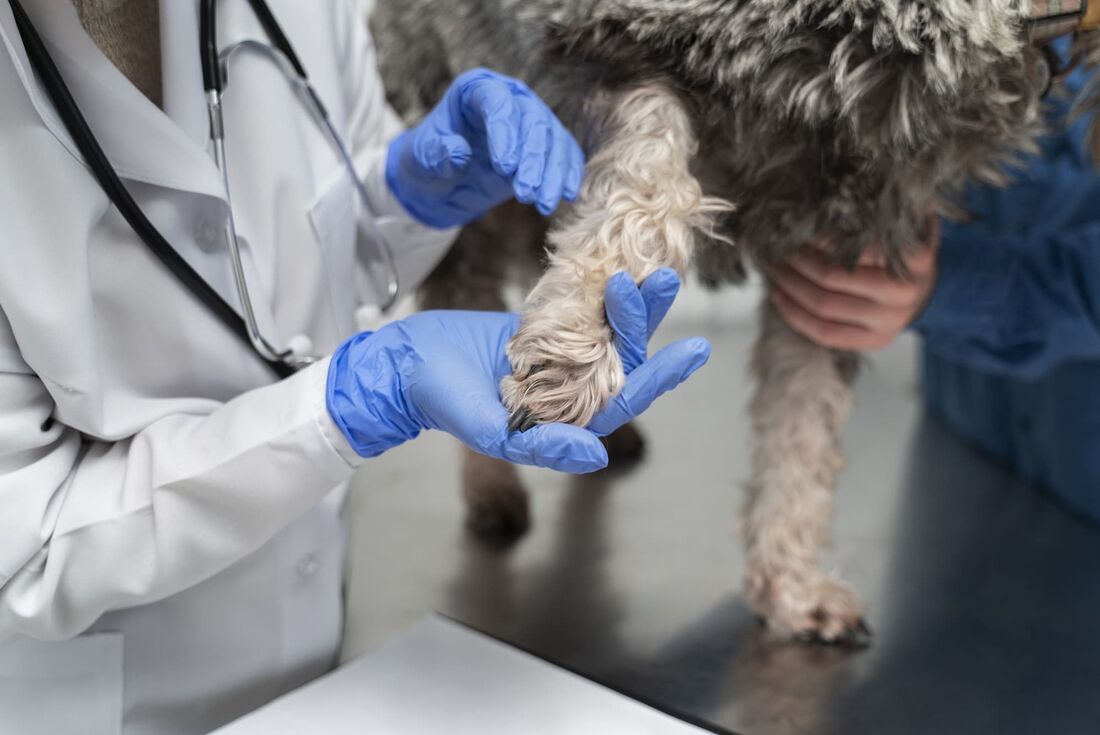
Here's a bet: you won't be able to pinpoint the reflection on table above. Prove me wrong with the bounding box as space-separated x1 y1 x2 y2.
345 327 1100 735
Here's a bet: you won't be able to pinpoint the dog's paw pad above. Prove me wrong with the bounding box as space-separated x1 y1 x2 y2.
796 614 872 648
501 325 624 430
750 572 870 647
464 478 530 543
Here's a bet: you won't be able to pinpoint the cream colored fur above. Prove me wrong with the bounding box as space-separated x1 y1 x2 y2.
501 84 733 427
744 307 864 639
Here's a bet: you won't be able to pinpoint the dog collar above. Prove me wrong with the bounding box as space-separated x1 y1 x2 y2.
1029 0 1100 43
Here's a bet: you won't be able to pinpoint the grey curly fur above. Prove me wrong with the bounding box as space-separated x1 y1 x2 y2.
374 1 1060 268
372 0 1099 641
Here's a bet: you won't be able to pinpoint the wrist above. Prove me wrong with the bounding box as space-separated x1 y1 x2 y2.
326 328 424 458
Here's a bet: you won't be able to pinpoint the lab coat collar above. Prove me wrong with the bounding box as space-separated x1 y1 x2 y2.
0 1 254 202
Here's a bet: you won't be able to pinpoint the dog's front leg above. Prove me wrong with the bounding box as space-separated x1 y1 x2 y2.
742 301 868 644
501 83 730 428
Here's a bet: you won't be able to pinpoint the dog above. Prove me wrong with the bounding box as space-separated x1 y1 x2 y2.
370 0 1100 643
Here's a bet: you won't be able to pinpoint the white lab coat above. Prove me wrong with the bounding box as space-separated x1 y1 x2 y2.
0 1 454 733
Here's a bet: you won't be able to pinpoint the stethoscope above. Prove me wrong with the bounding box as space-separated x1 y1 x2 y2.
8 0 401 378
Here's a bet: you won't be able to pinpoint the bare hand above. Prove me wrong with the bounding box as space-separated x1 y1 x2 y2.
770 221 940 351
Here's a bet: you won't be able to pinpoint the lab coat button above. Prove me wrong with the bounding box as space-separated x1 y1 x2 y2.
297 553 319 578
356 304 385 331
195 220 221 249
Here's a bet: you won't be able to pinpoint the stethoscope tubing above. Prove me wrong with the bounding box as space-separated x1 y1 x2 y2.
201 0 401 363
8 0 402 377
201 0 306 95
7 0 297 379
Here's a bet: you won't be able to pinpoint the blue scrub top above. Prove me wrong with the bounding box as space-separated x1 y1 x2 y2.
914 42 1100 523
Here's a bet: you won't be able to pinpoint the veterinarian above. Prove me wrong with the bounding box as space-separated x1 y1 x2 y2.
770 39 1100 525
0 1 710 733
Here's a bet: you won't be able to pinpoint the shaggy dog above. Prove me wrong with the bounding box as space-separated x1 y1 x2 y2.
370 1 1100 643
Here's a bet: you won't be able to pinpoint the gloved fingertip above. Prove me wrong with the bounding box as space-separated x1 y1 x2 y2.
569 438 610 474
640 268 682 337
429 134 472 177
525 424 608 473
650 267 681 291
682 338 712 377
604 272 641 308
537 187 565 216
687 336 712 356
489 122 519 176
572 454 610 475
563 169 582 201
606 270 635 291
632 337 711 398
519 150 548 184
564 145 585 200
513 180 537 205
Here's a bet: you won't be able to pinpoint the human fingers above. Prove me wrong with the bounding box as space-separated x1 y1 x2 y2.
495 421 609 473
533 118 575 215
771 288 894 351
772 265 890 331
587 337 711 436
456 70 521 176
564 137 585 202
787 252 916 307
638 268 681 338
604 272 648 374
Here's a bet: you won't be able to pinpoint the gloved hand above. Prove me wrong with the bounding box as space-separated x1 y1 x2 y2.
386 68 585 228
327 269 709 473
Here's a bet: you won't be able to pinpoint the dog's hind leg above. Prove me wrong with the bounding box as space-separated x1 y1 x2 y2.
742 300 867 645
501 83 731 428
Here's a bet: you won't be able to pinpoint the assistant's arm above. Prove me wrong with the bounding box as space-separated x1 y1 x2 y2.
913 218 1100 380
909 48 1100 378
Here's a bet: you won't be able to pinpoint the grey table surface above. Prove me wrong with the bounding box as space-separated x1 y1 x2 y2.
343 322 1100 735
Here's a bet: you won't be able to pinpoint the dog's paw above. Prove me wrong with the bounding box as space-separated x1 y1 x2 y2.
500 317 625 431
601 421 646 464
463 469 530 542
747 569 870 647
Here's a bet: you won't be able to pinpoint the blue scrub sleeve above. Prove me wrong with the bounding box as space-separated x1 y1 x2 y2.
913 43 1100 380
914 221 1100 380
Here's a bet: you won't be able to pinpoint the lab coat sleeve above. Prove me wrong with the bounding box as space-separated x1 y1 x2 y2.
913 220 1100 380
339 0 458 258
0 311 363 641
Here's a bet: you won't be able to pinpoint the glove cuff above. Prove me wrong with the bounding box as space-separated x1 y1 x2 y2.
326 329 424 458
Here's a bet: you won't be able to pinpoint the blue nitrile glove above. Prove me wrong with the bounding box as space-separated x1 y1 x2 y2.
326 269 709 473
385 68 585 228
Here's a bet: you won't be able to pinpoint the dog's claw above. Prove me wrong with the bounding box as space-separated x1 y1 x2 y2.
795 629 819 644
508 408 535 433
834 618 873 648
844 618 873 648
793 617 872 648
